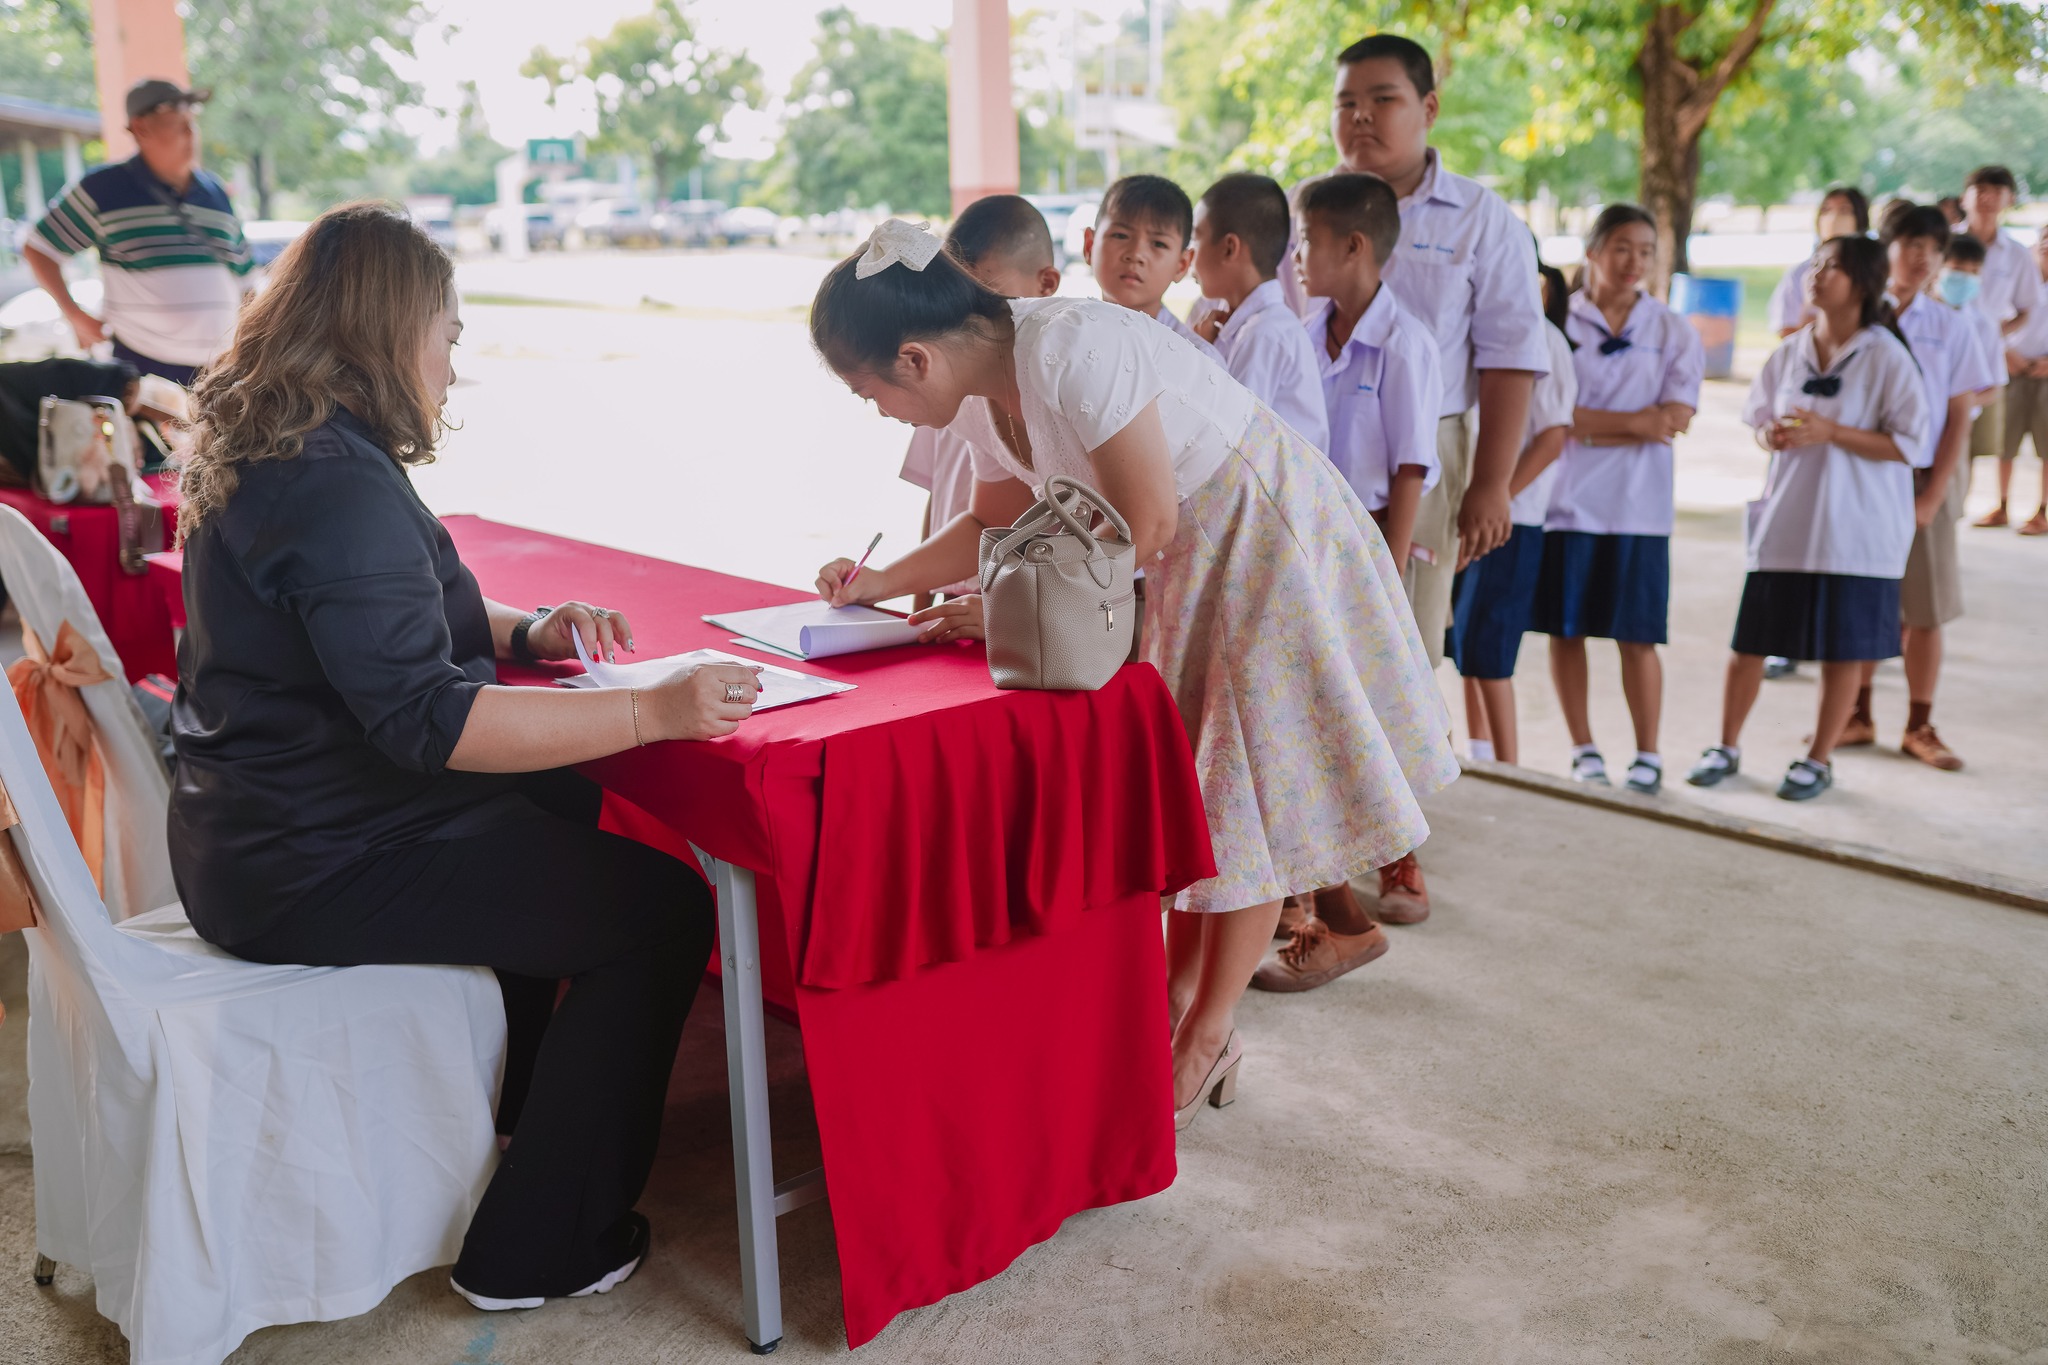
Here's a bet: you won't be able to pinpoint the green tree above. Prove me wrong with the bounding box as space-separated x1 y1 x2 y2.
0 0 95 106
407 82 516 207
524 0 760 204
766 8 951 216
184 0 430 218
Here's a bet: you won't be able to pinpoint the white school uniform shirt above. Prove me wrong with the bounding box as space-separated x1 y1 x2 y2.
1891 292 2001 463
1303 288 1441 512
1545 292 1706 538
1512 322 1579 527
1212 279 1329 452
1281 150 1550 416
898 426 981 597
1970 229 2043 327
1768 253 1817 334
1741 326 1931 579
2010 277 2048 360
962 297 1257 499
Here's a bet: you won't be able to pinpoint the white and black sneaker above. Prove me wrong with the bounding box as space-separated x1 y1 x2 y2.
1570 748 1610 786
1624 756 1663 795
453 1211 651 1312
1686 745 1740 787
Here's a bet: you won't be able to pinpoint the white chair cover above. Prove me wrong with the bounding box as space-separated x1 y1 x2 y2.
0 504 173 921
3 675 507 1365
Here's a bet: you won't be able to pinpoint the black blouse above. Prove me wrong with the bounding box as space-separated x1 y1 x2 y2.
169 408 525 945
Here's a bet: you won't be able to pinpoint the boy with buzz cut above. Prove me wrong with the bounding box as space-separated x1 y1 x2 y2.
898 194 1061 608
1083 174 1223 361
1251 171 1442 994
1189 172 1329 452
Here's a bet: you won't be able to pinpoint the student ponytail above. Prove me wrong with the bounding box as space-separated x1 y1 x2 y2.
810 225 1014 375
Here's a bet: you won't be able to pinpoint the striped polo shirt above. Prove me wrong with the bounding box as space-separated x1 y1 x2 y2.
28 156 253 367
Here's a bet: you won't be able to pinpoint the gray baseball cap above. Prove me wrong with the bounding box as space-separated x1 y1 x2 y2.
125 79 211 121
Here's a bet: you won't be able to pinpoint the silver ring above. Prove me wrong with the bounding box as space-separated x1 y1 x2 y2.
724 683 747 703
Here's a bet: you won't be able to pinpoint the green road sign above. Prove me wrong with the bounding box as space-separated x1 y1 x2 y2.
526 138 578 166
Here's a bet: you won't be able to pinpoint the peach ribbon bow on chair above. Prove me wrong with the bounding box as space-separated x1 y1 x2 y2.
7 622 110 897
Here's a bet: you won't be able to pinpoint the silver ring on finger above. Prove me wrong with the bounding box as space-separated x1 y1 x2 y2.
724 683 747 703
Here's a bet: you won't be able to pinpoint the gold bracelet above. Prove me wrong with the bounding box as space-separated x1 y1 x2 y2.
629 687 645 746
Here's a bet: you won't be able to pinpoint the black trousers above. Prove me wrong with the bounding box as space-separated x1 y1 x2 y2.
226 771 713 1299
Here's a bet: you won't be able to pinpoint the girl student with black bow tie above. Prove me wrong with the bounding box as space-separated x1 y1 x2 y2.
1687 234 1931 801
1533 204 1706 795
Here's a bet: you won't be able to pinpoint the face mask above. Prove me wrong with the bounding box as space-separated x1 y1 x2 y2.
1937 270 1982 308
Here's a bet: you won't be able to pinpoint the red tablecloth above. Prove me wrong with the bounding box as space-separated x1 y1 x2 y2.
450 516 1215 1346
0 476 180 680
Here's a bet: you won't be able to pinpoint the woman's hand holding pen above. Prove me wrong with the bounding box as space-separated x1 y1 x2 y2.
816 558 894 608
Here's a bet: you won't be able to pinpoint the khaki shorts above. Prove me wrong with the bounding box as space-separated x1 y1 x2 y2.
1402 412 1472 669
1969 400 2006 461
2003 373 2048 461
1901 462 1967 630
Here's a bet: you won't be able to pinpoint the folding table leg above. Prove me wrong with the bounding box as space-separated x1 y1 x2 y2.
693 847 783 1355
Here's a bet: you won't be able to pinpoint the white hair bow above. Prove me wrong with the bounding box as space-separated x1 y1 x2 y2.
855 218 942 279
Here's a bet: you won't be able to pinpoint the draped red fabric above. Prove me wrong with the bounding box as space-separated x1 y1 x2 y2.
438 517 1210 1346
0 476 178 682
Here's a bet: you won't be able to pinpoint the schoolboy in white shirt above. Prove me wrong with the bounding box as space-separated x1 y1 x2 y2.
1252 172 1441 993
1277 33 1548 922
897 196 1061 606
1835 205 2000 771
1189 173 1329 452
1988 224 2048 535
1187 173 1327 450
1083 175 1224 364
1957 166 2040 517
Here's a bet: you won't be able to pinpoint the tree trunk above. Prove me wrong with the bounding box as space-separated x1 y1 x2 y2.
250 149 273 220
1634 0 1777 294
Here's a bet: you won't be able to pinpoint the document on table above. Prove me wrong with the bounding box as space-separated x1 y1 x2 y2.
561 633 854 712
703 601 922 660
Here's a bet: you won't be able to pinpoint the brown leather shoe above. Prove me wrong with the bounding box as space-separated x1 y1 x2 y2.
1372 853 1431 924
1835 712 1876 747
1973 505 2009 528
2020 509 2048 536
1250 919 1390 992
1901 723 1964 771
1275 894 1310 940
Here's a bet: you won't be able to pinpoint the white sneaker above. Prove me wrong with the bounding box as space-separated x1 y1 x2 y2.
452 1212 650 1311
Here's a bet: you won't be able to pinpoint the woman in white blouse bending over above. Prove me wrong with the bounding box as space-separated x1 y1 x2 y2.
811 221 1455 1129
1687 235 1930 802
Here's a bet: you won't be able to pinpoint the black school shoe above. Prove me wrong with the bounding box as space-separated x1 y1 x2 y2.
452 1211 651 1311
1686 746 1739 787
1776 758 1833 801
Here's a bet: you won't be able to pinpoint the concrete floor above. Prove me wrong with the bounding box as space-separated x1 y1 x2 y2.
4 776 2044 1364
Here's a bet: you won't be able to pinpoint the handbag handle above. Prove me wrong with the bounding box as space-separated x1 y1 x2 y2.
981 476 1133 593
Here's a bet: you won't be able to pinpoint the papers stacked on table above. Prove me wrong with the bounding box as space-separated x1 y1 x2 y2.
704 601 921 660
562 633 853 713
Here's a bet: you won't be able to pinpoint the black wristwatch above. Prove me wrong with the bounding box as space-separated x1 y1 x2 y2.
509 605 552 664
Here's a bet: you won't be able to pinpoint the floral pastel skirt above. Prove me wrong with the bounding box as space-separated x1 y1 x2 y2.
1146 406 1458 913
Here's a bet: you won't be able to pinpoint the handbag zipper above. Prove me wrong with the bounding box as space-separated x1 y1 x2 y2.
1099 588 1136 631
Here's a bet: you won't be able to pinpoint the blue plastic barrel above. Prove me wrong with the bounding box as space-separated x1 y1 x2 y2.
1669 274 1741 379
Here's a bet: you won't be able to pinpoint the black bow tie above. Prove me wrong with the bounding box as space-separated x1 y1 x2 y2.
1801 374 1842 397
1598 334 1632 356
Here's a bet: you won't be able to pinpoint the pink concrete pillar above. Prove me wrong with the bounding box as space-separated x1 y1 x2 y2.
89 0 192 161
948 0 1020 215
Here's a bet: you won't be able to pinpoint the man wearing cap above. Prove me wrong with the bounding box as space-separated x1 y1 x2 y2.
25 80 253 386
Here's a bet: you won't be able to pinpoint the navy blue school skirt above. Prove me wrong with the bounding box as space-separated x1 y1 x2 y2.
1532 531 1669 644
1731 571 1901 661
1451 523 1544 678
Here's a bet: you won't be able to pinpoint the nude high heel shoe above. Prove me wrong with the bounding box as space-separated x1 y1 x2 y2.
1173 1030 1243 1133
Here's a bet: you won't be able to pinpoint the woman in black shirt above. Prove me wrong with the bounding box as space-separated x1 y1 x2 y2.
170 203 763 1309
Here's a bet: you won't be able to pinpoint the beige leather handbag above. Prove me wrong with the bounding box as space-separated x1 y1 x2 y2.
978 475 1137 691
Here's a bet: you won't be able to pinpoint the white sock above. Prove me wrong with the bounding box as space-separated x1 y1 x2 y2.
1721 745 1739 759
1572 742 1601 759
1634 751 1662 770
1469 739 1496 762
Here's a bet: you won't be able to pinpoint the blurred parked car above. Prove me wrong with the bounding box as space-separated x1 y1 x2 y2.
0 276 103 361
655 200 726 247
487 204 564 252
570 199 659 249
243 219 312 270
712 205 780 247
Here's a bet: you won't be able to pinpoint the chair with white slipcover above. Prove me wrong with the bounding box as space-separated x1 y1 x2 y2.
3 668 507 1365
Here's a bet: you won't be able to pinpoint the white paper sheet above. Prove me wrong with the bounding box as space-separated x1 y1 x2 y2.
561 633 854 712
703 601 922 660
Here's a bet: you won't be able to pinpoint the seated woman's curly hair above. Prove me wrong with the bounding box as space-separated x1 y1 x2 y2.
178 201 454 539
